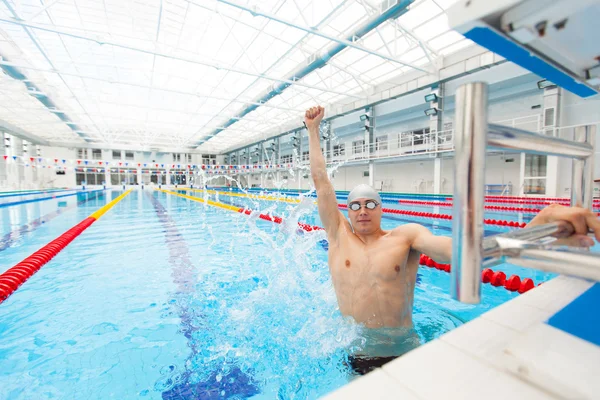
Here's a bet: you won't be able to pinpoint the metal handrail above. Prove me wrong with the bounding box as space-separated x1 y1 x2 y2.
451 82 597 304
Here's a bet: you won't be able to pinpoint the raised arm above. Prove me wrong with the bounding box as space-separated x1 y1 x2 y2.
305 106 345 237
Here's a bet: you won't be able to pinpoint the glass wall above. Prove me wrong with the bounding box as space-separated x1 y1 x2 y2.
523 154 547 195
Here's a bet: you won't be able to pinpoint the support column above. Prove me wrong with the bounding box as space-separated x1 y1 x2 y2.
364 106 374 158
368 161 374 187
428 83 444 146
543 86 561 196
105 165 111 188
428 85 444 195
275 137 281 183
260 142 264 188
433 157 441 194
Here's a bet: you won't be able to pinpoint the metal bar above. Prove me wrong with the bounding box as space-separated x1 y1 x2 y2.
210 0 431 72
571 125 596 209
487 123 593 159
0 17 357 100
482 221 574 263
507 248 600 281
451 82 488 304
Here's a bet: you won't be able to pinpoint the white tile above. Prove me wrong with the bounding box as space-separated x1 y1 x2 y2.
441 317 519 360
481 302 554 332
382 340 553 400
321 369 423 400
498 323 600 400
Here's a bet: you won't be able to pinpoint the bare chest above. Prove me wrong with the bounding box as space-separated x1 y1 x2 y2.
329 235 412 284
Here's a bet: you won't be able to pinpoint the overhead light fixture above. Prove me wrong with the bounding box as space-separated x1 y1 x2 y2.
537 79 557 89
424 93 438 102
424 108 439 116
359 114 370 122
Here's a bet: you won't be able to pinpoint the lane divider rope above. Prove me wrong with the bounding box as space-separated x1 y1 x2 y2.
0 190 132 305
164 189 536 293
338 204 527 228
418 255 537 294
186 189 528 228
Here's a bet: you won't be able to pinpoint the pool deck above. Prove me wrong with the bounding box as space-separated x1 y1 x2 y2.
324 275 599 399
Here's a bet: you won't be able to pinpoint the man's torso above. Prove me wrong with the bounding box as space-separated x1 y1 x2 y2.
328 221 419 329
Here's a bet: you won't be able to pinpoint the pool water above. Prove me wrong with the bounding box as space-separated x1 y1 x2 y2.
0 188 568 399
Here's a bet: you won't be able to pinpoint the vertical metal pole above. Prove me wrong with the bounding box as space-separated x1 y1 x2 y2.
571 125 595 210
451 82 488 304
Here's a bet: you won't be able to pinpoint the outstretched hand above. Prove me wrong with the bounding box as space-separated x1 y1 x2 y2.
305 106 324 133
528 204 600 247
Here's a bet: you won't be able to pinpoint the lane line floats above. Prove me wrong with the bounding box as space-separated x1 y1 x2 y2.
419 255 536 294
338 204 528 228
187 189 528 229
0 190 132 305
157 189 324 232
0 189 106 209
177 188 304 204
162 189 536 294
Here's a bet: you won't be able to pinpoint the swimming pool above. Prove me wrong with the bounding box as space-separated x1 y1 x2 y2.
0 188 576 399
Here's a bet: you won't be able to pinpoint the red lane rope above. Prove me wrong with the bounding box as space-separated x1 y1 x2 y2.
418 255 536 294
0 190 132 305
398 199 543 214
339 204 527 228
445 196 600 206
224 202 543 295
0 217 95 303
237 207 324 232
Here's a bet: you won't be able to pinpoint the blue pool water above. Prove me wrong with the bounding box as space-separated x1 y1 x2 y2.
0 188 586 399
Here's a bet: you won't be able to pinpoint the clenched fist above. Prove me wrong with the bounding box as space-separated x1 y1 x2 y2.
304 106 324 133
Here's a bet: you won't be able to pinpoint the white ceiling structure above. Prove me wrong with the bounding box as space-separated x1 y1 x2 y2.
0 0 473 154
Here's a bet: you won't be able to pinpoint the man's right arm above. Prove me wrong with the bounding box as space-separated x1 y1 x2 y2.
305 106 344 237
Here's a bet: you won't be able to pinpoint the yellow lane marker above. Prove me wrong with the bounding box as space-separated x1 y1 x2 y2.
156 189 243 212
89 189 132 220
178 188 306 204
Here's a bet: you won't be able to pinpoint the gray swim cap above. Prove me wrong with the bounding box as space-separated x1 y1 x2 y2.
347 184 381 205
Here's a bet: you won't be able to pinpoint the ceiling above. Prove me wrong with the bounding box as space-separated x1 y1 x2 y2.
0 0 472 153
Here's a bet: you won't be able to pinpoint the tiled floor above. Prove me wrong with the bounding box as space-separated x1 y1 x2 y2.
323 276 598 400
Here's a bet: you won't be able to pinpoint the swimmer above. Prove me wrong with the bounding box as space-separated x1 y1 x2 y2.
304 106 600 375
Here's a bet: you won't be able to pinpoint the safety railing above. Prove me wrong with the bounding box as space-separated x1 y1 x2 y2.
451 82 598 304
292 114 559 166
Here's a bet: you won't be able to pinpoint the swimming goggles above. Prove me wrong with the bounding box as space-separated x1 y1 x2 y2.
348 200 379 211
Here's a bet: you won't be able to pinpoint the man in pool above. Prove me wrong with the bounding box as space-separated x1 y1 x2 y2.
304 106 600 375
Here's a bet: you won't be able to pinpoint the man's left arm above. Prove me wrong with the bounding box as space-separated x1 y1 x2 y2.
400 205 600 263
396 224 452 263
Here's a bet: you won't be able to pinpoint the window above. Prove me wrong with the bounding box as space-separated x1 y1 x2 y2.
333 144 345 156
280 154 293 163
376 135 388 151
187 154 192 163
125 151 134 161
202 154 216 165
77 148 88 159
92 149 102 160
525 154 547 177
352 140 365 154
173 153 181 162
112 150 121 160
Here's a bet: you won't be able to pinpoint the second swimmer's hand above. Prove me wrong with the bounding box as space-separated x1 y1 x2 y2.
305 106 324 133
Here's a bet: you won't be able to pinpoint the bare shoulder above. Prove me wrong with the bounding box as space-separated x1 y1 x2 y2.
390 223 427 238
